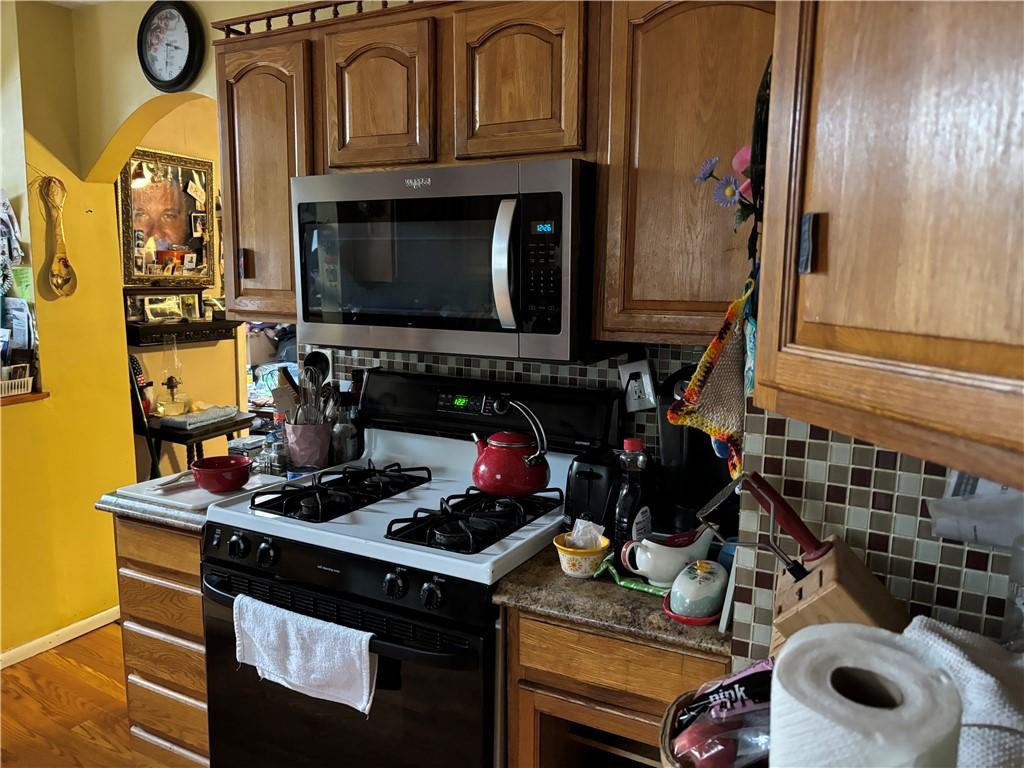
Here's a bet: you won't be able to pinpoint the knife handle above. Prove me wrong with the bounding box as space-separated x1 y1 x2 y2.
742 472 832 562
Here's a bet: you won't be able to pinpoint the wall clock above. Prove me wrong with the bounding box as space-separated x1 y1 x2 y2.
137 2 204 93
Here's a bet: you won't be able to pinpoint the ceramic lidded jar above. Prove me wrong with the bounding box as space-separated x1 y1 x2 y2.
669 559 728 618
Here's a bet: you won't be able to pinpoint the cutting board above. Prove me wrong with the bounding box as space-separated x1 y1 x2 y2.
116 473 282 510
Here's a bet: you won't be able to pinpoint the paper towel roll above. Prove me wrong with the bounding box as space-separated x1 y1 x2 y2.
770 623 962 768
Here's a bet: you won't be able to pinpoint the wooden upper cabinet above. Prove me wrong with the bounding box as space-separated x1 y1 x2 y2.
599 2 775 342
453 1 584 158
324 18 435 167
217 40 311 320
756 2 1024 486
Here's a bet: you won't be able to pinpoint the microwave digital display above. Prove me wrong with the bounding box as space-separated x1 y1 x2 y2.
531 221 555 235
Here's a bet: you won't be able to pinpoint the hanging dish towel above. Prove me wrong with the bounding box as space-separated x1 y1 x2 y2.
902 616 1024 767
234 594 377 714
667 279 754 479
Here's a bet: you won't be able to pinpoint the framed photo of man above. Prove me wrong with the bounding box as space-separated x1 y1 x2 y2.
117 148 215 287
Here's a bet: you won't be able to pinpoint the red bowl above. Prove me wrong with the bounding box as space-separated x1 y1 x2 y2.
191 455 253 493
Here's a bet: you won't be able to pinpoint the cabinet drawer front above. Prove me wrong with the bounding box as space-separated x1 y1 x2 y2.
518 617 727 709
127 674 209 756
123 621 206 699
115 517 200 586
118 568 204 642
130 726 209 768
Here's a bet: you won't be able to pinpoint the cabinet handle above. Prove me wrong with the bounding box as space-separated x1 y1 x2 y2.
239 248 255 280
797 212 824 275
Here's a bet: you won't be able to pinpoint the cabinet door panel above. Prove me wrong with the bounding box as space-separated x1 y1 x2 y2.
756 1 1024 485
454 2 584 157
325 18 434 166
600 2 775 340
218 41 311 320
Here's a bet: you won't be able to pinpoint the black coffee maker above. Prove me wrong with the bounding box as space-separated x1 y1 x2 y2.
653 364 737 536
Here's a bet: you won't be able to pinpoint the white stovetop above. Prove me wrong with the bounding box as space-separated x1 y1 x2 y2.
206 429 575 585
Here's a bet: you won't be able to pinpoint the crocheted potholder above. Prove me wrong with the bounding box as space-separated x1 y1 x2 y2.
666 280 753 478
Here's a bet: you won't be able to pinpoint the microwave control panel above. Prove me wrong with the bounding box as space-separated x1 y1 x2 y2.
521 192 563 335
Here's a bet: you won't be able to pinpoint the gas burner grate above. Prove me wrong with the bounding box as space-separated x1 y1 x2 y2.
248 461 433 523
384 486 564 555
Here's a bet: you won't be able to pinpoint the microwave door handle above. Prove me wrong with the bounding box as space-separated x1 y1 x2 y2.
491 198 518 330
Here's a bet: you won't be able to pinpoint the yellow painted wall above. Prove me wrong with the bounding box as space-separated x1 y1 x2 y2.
1 0 284 651
1 1 136 651
71 0 305 180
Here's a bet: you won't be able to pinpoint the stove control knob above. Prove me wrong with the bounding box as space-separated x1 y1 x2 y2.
382 572 407 599
256 540 277 567
419 580 444 610
227 533 249 559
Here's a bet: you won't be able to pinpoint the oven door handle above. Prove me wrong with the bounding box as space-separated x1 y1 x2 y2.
202 574 477 670
491 198 518 330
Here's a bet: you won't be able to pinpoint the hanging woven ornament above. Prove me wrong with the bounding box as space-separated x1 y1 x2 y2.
666 279 753 479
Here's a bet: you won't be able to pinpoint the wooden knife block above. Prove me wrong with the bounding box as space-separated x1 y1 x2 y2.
769 535 908 655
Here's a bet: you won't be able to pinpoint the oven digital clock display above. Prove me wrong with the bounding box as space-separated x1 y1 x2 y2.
436 392 492 415
531 221 555 235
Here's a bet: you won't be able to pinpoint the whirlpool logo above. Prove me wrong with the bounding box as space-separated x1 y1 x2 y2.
404 176 432 190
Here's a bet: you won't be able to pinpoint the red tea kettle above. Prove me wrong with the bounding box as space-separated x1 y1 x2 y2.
472 398 550 496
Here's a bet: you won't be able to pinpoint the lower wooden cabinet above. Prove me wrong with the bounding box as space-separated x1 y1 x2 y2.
506 609 728 767
114 517 209 768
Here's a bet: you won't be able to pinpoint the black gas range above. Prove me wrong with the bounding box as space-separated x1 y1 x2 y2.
200 370 620 768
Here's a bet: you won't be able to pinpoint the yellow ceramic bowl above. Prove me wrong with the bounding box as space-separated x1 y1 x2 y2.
553 533 611 579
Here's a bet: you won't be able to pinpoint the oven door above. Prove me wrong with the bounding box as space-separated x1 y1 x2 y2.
293 164 521 358
202 570 494 768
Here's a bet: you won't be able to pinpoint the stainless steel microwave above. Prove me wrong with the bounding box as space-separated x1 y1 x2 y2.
291 159 593 361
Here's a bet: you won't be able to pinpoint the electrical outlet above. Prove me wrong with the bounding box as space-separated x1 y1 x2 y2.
618 360 657 412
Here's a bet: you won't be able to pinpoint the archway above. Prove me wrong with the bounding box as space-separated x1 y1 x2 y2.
84 91 207 183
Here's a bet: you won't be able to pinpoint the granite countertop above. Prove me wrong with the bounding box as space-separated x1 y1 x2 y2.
95 491 206 533
494 548 731 657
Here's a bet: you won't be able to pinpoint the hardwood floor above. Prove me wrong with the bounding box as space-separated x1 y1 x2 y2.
2 623 155 767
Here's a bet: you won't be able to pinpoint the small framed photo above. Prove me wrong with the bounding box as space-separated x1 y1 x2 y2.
190 212 205 239
180 294 202 320
143 295 184 322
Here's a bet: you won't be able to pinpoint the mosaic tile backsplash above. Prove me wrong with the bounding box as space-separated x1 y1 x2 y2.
302 342 1007 662
301 343 704 456
730 401 1008 664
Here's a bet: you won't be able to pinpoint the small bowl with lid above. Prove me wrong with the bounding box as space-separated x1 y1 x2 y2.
665 559 728 623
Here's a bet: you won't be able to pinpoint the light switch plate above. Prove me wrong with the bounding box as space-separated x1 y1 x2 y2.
618 360 657 412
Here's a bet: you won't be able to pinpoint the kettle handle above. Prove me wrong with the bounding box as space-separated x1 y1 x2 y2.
509 399 547 466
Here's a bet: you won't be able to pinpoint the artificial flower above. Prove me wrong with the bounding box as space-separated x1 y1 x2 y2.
695 156 719 183
714 176 741 207
739 178 752 201
732 145 751 175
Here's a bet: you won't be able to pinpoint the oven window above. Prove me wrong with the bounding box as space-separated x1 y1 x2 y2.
298 196 515 332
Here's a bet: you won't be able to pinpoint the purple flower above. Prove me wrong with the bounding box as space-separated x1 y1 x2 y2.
713 176 741 207
695 156 719 183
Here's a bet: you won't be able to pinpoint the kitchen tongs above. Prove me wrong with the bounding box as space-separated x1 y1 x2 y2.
696 471 833 583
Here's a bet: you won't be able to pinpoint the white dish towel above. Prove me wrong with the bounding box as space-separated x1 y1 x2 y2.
902 616 1024 767
234 594 377 714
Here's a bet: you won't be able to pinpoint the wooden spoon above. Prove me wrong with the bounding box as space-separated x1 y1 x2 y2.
41 177 77 297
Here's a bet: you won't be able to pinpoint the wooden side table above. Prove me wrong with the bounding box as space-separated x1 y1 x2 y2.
137 412 257 478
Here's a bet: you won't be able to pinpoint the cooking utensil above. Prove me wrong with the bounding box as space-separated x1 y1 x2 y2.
293 366 325 424
156 470 193 488
40 176 77 297
191 455 253 492
471 397 550 496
